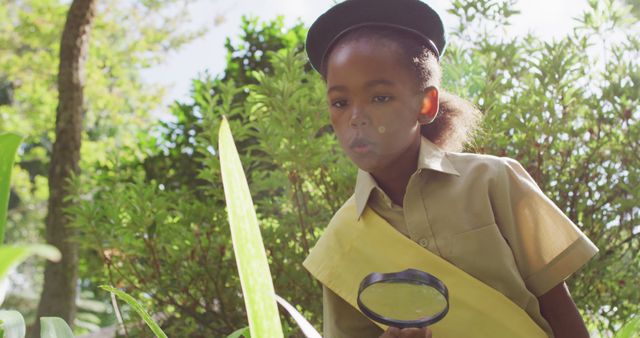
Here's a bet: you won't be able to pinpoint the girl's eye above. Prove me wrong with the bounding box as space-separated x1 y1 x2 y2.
372 95 392 103
331 99 347 108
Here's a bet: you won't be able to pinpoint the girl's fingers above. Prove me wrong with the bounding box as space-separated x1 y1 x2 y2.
399 327 432 338
398 327 431 338
380 327 432 338
380 326 402 337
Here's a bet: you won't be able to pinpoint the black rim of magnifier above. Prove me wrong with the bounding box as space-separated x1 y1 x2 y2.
357 268 449 329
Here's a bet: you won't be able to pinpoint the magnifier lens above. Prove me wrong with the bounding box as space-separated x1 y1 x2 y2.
360 281 447 321
357 269 449 328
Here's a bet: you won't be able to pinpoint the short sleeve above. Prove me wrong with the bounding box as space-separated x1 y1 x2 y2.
492 158 598 296
322 285 383 338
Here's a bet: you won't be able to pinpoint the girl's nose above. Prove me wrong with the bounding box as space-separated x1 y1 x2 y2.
350 106 370 128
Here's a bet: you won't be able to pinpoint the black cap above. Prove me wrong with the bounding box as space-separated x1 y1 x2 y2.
306 0 446 73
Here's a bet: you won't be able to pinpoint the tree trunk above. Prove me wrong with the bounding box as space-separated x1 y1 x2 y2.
30 0 97 335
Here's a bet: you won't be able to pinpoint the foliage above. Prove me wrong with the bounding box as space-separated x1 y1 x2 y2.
68 50 337 337
100 285 168 338
0 133 61 294
274 295 322 338
0 310 26 338
0 133 21 244
40 317 75 338
142 16 307 193
219 117 283 337
67 17 327 337
226 326 250 338
0 0 202 331
443 0 639 334
220 118 323 337
0 245 60 284
0 312 77 338
614 316 640 338
0 134 68 338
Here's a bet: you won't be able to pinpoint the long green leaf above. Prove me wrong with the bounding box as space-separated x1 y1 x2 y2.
0 244 61 281
274 294 321 338
0 310 26 338
226 326 251 338
100 285 168 338
40 317 74 338
0 133 22 244
615 316 640 338
218 117 283 338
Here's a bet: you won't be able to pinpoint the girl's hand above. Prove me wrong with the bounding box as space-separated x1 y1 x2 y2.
380 326 432 338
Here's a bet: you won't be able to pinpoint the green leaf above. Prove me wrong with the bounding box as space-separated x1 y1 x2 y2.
0 244 61 281
0 310 25 338
274 294 321 338
40 317 74 338
614 316 640 338
226 326 251 338
100 285 168 338
0 133 23 244
218 117 283 338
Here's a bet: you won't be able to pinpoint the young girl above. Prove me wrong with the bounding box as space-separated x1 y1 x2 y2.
302 0 598 338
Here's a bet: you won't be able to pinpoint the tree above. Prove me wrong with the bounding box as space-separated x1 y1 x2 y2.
34 0 97 332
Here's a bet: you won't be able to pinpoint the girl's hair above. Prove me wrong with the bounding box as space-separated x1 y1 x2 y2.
320 26 481 152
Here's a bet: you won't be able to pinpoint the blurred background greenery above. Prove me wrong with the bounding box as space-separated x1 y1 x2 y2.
1 0 638 337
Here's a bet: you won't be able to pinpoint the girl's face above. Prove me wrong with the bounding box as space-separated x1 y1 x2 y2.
325 39 427 176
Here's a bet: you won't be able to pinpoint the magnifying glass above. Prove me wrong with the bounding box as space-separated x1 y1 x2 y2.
357 268 449 329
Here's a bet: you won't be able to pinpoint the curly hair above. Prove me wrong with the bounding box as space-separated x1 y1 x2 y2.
320 25 481 152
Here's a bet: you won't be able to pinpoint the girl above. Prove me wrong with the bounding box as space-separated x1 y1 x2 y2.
302 0 598 338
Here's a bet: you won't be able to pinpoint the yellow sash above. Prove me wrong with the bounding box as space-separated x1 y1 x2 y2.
303 196 547 338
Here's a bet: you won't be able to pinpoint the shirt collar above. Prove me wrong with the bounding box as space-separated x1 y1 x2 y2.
354 137 460 218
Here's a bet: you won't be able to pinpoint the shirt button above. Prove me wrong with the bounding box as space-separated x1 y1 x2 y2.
418 238 429 247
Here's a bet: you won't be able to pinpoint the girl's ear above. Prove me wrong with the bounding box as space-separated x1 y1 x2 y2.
419 86 439 125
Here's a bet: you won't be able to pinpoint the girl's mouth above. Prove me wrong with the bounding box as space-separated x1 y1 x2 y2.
350 138 373 153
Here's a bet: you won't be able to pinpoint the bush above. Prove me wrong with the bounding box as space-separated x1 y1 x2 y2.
68 47 345 336
443 0 639 332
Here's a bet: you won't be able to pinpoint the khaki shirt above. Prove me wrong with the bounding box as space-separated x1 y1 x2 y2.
322 137 598 338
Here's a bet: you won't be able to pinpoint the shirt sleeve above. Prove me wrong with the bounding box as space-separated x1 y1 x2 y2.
492 158 598 296
323 285 383 338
